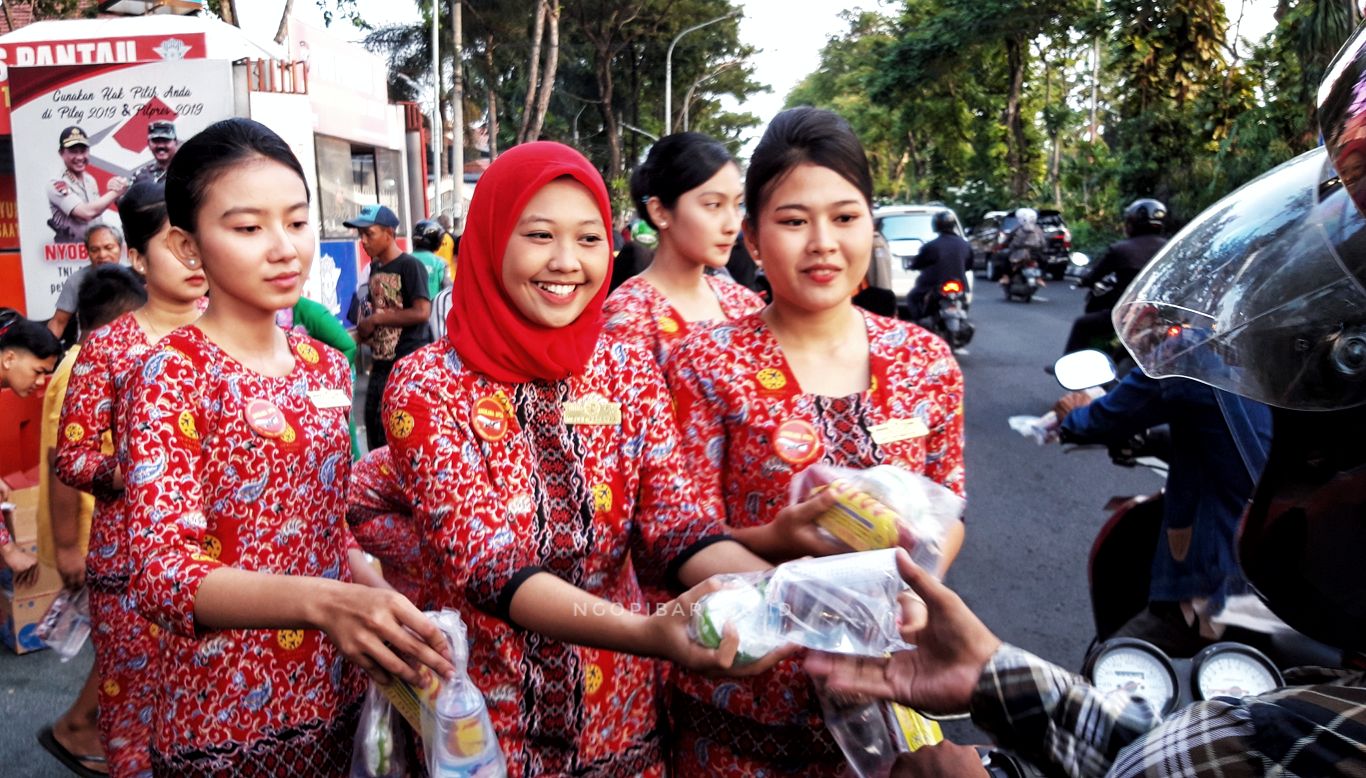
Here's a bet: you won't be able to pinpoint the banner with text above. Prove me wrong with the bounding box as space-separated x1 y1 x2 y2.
10 58 233 318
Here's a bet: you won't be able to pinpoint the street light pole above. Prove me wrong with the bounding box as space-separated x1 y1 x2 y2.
452 0 464 230
681 60 739 133
665 9 740 135
430 0 442 217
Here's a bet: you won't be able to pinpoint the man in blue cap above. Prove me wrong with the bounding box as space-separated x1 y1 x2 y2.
346 203 430 452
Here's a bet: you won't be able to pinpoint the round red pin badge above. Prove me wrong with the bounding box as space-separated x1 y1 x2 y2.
244 398 287 439
773 419 821 465
472 396 509 442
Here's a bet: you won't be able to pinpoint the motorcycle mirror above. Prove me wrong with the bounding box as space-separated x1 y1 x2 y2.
1318 19 1366 218
1070 252 1090 267
1054 349 1117 391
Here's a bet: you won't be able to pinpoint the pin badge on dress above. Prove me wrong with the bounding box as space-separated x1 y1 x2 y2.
244 398 287 439
472 395 510 442
773 419 821 465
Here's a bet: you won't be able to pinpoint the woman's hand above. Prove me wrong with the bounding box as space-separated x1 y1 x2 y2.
55 544 86 591
310 580 456 686
1 542 40 590
733 489 845 562
645 577 795 677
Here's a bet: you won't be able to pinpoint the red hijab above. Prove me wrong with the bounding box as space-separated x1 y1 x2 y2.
446 142 614 383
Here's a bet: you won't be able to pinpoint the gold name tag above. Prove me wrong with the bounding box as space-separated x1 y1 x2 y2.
307 388 351 410
562 396 622 426
869 418 929 445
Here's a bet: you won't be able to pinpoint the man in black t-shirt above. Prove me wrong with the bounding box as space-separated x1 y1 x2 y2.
346 203 430 451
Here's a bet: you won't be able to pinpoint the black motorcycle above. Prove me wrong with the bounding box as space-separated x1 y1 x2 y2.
916 279 974 350
1002 257 1043 302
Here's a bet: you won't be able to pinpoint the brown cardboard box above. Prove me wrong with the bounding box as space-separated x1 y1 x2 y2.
0 537 61 598
3 484 39 542
1 589 57 654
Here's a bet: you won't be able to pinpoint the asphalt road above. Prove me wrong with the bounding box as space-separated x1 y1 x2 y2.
0 283 1162 772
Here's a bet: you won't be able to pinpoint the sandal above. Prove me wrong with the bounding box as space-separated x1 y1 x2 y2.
38 724 109 778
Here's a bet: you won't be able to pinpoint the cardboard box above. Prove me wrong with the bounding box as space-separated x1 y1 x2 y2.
3 484 39 542
0 538 62 598
1 589 57 655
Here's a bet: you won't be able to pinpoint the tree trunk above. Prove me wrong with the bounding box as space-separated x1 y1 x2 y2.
274 0 294 44
529 0 560 140
485 41 499 159
1003 36 1029 199
596 54 621 176
517 0 547 145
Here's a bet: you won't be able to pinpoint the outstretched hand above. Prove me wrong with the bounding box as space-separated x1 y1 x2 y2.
650 576 796 677
804 549 1001 715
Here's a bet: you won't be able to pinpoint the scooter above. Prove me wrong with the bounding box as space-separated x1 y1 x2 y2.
1002 258 1043 302
916 279 975 351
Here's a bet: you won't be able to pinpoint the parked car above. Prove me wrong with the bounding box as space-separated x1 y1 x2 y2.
970 208 1073 280
873 205 974 316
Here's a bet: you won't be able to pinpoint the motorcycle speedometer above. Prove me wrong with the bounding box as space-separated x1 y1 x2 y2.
1083 638 1179 716
1191 643 1282 701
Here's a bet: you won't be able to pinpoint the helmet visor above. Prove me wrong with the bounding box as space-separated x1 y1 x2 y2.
1319 19 1366 219
1114 147 1366 410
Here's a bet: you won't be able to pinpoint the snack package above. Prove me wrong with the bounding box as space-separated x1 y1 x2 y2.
690 549 913 664
790 465 963 575
818 691 944 778
35 587 90 662
350 683 408 778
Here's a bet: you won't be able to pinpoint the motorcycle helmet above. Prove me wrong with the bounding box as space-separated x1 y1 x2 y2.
1014 207 1037 227
412 219 444 252
1110 21 1366 650
932 210 959 234
1122 198 1167 235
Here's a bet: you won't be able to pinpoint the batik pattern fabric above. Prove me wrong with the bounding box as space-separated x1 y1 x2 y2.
346 446 426 607
603 274 764 365
123 325 365 776
55 313 163 778
663 310 966 776
383 336 726 778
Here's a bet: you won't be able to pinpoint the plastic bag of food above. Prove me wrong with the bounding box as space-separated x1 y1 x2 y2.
350 682 407 778
818 691 944 778
790 465 963 575
690 549 913 663
35 587 91 662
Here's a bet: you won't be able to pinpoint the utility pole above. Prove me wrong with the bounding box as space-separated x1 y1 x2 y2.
431 0 443 218
452 0 465 231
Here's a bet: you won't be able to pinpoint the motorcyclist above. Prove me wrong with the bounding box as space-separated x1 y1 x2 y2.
803 46 1366 774
1062 199 1167 354
906 210 971 321
999 207 1044 284
1053 368 1272 655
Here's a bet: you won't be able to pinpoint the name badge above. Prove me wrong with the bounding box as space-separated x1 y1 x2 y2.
562 395 622 426
869 418 929 445
308 388 351 410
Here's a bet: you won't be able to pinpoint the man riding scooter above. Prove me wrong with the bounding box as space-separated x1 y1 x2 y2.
906 210 971 321
804 26 1366 773
1062 199 1168 354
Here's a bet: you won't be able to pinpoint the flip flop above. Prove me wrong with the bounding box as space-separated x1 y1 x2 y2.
37 724 109 778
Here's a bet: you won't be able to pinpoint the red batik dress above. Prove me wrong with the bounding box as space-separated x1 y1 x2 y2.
664 310 966 776
346 446 427 607
55 313 162 778
122 326 366 777
602 274 764 364
383 336 727 778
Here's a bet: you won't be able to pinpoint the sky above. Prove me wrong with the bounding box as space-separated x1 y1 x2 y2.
244 0 1283 154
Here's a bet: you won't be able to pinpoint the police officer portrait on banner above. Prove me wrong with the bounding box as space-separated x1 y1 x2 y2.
131 121 178 186
47 126 128 244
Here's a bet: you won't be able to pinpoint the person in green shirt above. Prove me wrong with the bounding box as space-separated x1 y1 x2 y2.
411 219 452 299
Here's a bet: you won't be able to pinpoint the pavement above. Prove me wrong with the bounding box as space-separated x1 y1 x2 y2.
0 282 1161 772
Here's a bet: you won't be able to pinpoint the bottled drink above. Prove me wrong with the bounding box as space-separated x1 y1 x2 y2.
431 677 507 778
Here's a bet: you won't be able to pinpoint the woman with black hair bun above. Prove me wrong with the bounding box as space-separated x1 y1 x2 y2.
603 132 763 365
663 107 968 775
116 118 453 775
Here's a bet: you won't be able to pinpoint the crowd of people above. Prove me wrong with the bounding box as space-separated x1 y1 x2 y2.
0 86 1360 778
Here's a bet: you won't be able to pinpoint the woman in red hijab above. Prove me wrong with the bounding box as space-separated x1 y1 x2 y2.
382 142 809 776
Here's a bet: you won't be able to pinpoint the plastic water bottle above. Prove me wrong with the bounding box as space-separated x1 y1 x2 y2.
431 678 507 777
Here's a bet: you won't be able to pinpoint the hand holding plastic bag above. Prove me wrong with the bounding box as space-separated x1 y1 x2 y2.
789 464 963 575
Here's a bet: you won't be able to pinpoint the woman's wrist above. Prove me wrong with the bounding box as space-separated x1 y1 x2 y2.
297 576 347 630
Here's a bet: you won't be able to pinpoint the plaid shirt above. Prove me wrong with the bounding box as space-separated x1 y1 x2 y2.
972 644 1366 777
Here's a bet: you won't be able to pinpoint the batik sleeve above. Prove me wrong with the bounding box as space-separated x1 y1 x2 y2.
54 336 121 501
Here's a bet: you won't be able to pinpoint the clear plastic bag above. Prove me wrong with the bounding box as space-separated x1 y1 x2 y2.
789 464 963 575
1008 412 1060 445
35 587 90 662
818 692 944 778
350 683 408 778
690 549 913 663
422 610 508 778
